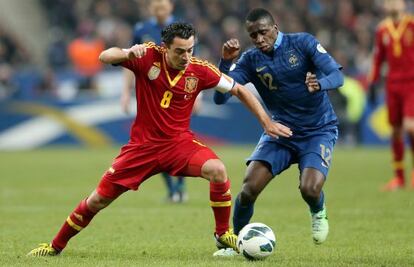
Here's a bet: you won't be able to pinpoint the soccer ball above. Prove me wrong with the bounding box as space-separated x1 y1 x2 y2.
237 222 276 260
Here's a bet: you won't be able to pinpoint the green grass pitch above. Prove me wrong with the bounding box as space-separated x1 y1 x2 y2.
1 146 413 266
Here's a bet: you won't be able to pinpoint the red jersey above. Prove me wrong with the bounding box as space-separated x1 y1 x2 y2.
369 14 414 84
121 42 222 144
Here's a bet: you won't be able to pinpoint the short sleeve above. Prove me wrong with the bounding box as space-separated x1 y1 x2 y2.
200 60 222 89
120 57 141 72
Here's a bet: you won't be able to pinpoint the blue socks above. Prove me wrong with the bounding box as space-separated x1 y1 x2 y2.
174 176 185 193
233 195 254 235
309 191 325 213
161 173 174 197
162 173 186 197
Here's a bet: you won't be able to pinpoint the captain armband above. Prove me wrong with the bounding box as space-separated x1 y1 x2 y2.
215 74 236 93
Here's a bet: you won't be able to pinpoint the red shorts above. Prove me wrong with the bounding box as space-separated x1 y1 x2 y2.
386 80 414 126
96 132 218 198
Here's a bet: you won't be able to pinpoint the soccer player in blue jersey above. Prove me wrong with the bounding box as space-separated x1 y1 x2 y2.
213 8 343 255
122 0 187 203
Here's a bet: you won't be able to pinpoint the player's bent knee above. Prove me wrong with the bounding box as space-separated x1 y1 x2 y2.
87 191 113 212
201 159 227 183
300 184 320 200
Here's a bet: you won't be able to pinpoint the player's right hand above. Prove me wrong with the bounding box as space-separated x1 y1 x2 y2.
124 44 147 59
222 39 241 61
265 121 293 139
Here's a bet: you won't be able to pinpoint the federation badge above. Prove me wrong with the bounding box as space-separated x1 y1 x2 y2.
184 77 198 93
147 65 160 80
289 54 299 67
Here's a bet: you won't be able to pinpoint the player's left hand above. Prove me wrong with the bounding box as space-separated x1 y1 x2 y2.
222 39 241 61
264 121 293 138
305 72 320 93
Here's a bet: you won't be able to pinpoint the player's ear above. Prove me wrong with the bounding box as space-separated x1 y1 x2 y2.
161 42 168 49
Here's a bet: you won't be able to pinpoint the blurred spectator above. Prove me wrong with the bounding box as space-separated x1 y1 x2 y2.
93 0 132 48
47 27 69 71
0 26 28 99
67 18 105 91
0 63 15 100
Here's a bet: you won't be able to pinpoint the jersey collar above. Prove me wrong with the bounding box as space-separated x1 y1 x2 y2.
273 31 284 50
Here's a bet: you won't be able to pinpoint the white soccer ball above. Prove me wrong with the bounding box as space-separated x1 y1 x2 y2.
237 222 276 260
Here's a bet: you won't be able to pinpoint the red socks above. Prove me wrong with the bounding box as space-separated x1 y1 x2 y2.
52 199 97 251
210 179 231 236
391 137 404 181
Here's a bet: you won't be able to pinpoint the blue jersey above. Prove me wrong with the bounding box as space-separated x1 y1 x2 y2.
132 16 175 45
218 32 343 136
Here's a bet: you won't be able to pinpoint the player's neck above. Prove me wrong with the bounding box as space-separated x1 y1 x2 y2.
390 12 405 22
164 56 177 71
164 53 185 72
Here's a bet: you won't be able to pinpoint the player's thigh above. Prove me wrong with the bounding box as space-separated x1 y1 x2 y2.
164 138 219 178
242 160 274 197
386 85 403 126
247 140 293 177
298 129 338 179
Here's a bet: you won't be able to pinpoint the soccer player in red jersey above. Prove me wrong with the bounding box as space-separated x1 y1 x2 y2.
27 22 292 256
368 0 414 191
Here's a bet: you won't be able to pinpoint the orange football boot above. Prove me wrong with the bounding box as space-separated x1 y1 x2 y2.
381 177 405 191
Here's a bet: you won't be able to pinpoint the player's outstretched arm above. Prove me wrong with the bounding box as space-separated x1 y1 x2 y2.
99 44 147 65
231 83 292 138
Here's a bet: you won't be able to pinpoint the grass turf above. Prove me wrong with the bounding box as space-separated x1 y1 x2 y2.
1 146 413 266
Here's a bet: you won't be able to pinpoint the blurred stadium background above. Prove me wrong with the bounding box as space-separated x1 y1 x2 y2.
1 0 411 148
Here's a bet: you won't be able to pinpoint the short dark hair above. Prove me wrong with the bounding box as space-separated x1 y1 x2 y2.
246 8 275 24
161 22 196 45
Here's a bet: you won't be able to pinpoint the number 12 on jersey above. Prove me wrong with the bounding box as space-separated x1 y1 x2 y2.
160 90 173 108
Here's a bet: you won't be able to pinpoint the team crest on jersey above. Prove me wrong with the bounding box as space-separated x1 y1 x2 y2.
147 65 160 80
184 77 198 93
289 54 299 67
